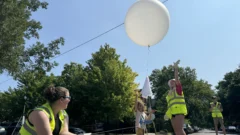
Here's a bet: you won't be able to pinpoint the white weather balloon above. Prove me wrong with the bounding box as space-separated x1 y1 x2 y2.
125 0 170 46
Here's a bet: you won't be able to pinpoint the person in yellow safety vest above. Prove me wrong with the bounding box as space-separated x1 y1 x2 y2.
164 60 187 135
19 86 78 135
209 96 226 135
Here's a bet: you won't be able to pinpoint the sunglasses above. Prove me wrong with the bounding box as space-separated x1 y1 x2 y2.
62 96 71 100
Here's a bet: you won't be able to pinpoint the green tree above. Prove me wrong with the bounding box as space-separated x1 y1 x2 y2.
0 44 139 129
150 65 214 130
57 62 89 126
0 70 58 121
0 0 64 75
0 87 24 121
216 67 240 124
85 44 138 123
50 45 139 128
0 0 64 120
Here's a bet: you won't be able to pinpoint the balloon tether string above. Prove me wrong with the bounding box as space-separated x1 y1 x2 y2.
146 45 150 76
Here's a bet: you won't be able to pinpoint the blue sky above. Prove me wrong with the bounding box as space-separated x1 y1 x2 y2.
0 0 240 91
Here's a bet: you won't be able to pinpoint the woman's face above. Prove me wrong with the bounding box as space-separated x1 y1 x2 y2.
170 80 176 88
137 102 144 112
213 98 217 102
59 91 71 109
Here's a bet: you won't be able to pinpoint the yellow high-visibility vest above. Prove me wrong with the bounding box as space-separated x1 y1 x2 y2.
210 102 223 118
165 90 187 119
19 102 67 135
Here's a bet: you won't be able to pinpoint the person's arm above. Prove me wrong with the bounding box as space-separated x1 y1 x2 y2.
174 60 183 95
29 111 52 135
164 95 172 121
134 92 138 112
174 60 180 83
219 103 223 112
145 111 152 120
60 116 77 135
209 103 214 112
164 109 172 121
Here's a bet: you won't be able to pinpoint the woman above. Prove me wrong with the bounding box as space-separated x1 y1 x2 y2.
210 96 226 135
134 91 154 135
164 60 187 135
19 86 77 135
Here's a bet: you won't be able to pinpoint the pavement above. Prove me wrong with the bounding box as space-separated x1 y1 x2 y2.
123 129 239 135
191 129 239 135
92 129 239 135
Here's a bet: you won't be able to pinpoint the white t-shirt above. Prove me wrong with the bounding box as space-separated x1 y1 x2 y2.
135 111 146 130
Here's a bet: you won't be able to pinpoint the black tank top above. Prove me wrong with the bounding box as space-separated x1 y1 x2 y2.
53 115 61 135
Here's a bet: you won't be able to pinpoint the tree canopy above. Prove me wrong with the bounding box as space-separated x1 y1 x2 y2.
0 0 64 76
216 67 240 125
0 44 139 129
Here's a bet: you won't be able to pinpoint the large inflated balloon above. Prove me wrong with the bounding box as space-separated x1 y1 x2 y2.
125 0 170 46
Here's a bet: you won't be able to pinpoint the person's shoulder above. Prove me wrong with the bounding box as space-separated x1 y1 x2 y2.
30 110 48 119
28 110 49 125
176 80 181 84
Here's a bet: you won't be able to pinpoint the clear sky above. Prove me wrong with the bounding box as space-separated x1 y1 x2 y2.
0 0 240 91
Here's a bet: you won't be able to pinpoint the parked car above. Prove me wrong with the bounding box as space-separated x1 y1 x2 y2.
1 122 21 135
226 126 237 132
93 122 104 132
69 127 86 134
193 126 200 132
236 125 240 133
183 124 194 134
0 126 7 135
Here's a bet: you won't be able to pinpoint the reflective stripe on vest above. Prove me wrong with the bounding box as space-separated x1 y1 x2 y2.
23 123 37 135
167 90 186 109
22 105 52 134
